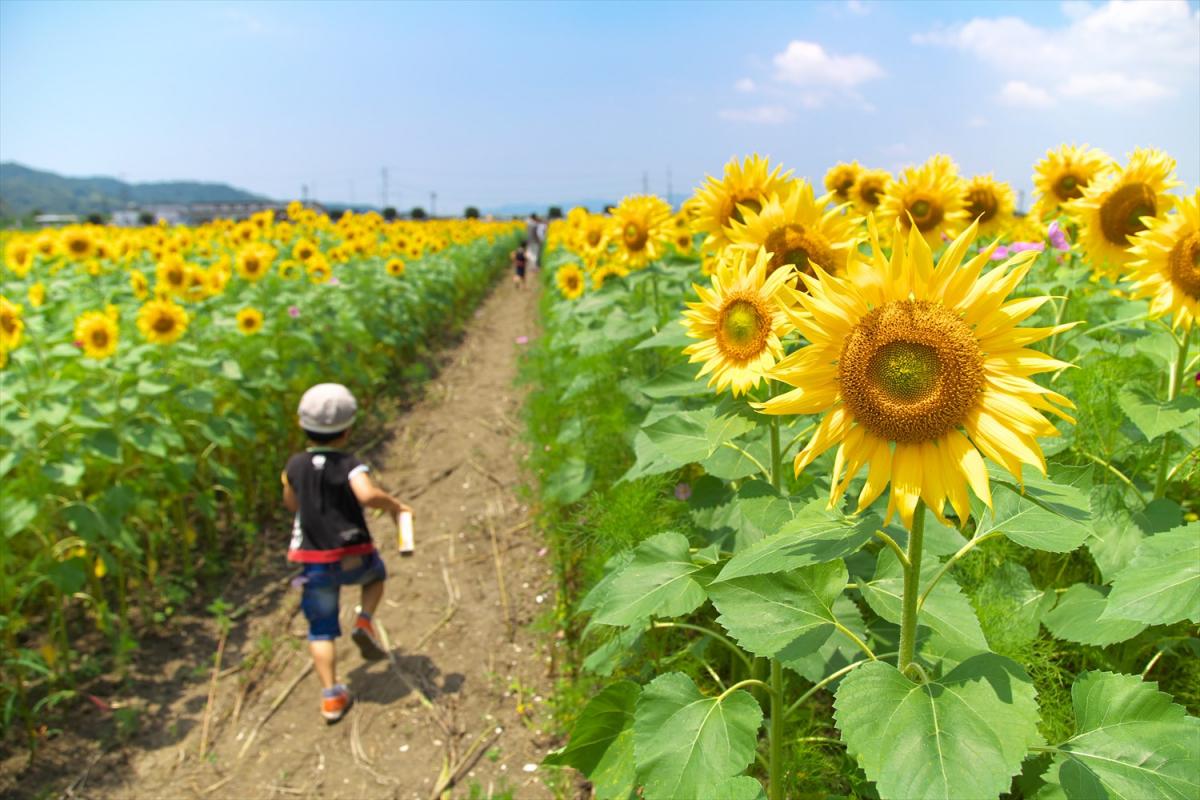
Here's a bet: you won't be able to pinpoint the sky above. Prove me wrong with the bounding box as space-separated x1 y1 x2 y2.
1 0 1197 213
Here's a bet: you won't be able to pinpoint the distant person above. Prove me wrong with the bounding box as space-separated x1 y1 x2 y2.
282 383 413 723
511 246 528 289
525 214 542 266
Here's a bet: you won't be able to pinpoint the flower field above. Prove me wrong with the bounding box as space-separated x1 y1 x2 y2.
0 207 520 731
528 150 1199 798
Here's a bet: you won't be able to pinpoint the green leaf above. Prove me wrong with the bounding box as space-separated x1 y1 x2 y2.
717 502 879 581
177 388 214 414
1118 386 1200 442
582 623 647 677
643 411 711 465
1 497 38 538
136 378 172 396
710 562 849 662
1043 584 1147 647
861 549 989 651
42 457 85 487
220 359 243 380
544 681 639 799
783 593 869 683
640 363 711 400
83 429 122 463
634 320 692 350
1103 523 1200 626
710 777 767 800
594 532 709 626
835 654 1042 800
543 458 594 505
700 430 770 481
975 465 1092 553
633 672 763 800
47 559 87 594
972 562 1056 648
579 551 635 614
1040 671 1200 800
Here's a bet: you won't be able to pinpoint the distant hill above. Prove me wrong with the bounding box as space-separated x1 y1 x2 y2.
0 162 268 218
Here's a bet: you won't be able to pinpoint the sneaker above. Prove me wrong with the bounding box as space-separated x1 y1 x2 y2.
352 616 388 661
321 685 352 723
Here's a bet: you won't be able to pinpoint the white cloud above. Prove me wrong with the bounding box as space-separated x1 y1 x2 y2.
913 0 1199 109
734 77 757 93
999 80 1057 109
846 0 869 16
718 105 792 124
966 115 989 128
773 40 884 88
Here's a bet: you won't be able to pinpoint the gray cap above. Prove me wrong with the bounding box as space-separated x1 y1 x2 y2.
298 383 357 434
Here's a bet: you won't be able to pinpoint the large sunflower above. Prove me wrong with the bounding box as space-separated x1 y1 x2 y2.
682 247 793 397
824 161 862 205
876 155 968 249
758 218 1075 528
74 311 119 359
5 238 33 277
1031 144 1114 221
962 174 1016 237
0 295 24 351
555 263 586 300
852 168 890 216
608 195 672 269
137 298 189 345
155 255 192 296
236 307 264 335
1125 189 1200 330
727 180 864 287
1070 149 1180 279
235 243 275 282
691 155 794 250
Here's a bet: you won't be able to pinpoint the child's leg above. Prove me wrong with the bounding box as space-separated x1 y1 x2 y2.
360 577 383 617
310 640 337 689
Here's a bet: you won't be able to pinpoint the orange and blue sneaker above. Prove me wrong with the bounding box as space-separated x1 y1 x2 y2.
321 684 352 723
352 614 388 661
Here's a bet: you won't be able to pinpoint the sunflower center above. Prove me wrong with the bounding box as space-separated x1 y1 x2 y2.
716 296 770 362
839 300 984 443
1 313 16 335
90 329 109 348
1099 182 1156 245
68 238 89 255
965 188 999 223
244 255 261 273
729 197 762 226
763 224 835 278
623 222 648 251
152 314 176 334
587 229 602 246
906 197 944 232
566 274 580 290
1168 232 1200 300
861 184 883 207
1055 172 1084 202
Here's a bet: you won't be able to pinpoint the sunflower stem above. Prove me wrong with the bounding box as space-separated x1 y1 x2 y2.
897 499 926 674
766 390 785 800
1153 327 1191 499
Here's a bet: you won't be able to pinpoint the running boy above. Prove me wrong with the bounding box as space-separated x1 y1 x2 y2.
511 246 528 288
282 383 412 723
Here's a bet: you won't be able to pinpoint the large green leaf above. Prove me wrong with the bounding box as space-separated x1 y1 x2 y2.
544 681 639 799
594 532 710 626
835 654 1042 800
643 411 711 465
1118 386 1200 442
860 549 989 651
975 465 1091 553
716 502 879 581
582 622 648 677
1043 584 1147 647
972 562 1055 648
633 672 763 800
709 562 848 662
783 593 869 683
640 363 712 400
1103 523 1200 626
1039 671 1200 800
634 320 693 351
543 458 594 505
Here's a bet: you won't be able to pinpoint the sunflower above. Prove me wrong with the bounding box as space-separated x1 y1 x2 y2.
1125 189 1200 330
236 307 264 335
673 227 695 254
235 243 274 281
727 180 863 288
609 195 673 269
28 282 45 308
307 254 333 284
137 298 188 345
682 247 793 397
73 311 119 359
578 215 610 261
757 218 1076 528
1069 148 1181 279
0 295 24 351
962 175 1016 237
876 154 968 249
852 168 890 215
155 256 192 296
4 238 33 277
824 162 862 205
591 264 621 291
1031 144 1114 220
555 263 586 300
33 231 57 258
278 259 302 280
691 155 794 250
130 269 149 299
385 258 406 277
60 226 95 261
292 238 319 262
204 265 230 296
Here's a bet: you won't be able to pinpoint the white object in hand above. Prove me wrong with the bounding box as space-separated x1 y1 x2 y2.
397 510 415 556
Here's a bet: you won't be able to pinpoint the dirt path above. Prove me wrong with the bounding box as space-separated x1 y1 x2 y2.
29 277 559 799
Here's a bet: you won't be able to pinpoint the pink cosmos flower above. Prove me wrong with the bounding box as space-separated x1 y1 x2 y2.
288 306 300 318
1047 220 1070 251
674 482 692 501
516 335 529 345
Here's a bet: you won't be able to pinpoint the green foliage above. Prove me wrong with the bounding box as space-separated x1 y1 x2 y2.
543 680 639 798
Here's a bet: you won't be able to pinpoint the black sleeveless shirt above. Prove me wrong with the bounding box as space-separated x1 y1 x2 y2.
284 449 375 563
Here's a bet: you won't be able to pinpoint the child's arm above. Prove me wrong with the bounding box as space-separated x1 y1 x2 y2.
282 472 299 513
349 471 411 518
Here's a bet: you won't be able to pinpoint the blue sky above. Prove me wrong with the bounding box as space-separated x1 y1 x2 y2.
1 0 1197 212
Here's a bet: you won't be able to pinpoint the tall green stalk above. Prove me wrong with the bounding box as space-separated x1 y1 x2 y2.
767 408 784 800
1153 328 1191 498
897 499 927 675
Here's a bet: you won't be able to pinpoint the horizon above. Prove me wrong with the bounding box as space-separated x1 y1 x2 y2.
1 0 1197 212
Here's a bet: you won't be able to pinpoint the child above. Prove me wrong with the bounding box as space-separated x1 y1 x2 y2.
511 246 528 288
282 383 412 723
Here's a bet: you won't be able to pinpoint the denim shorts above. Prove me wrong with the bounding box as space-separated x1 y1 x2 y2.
298 551 387 641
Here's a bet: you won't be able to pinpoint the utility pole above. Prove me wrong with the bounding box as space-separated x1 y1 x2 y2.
301 184 309 204
430 191 437 217
381 168 388 209
642 170 649 195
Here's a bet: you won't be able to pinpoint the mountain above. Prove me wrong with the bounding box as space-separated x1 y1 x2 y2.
0 162 269 218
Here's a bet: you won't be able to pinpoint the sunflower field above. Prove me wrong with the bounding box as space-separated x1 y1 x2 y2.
529 150 1199 798
0 206 520 731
